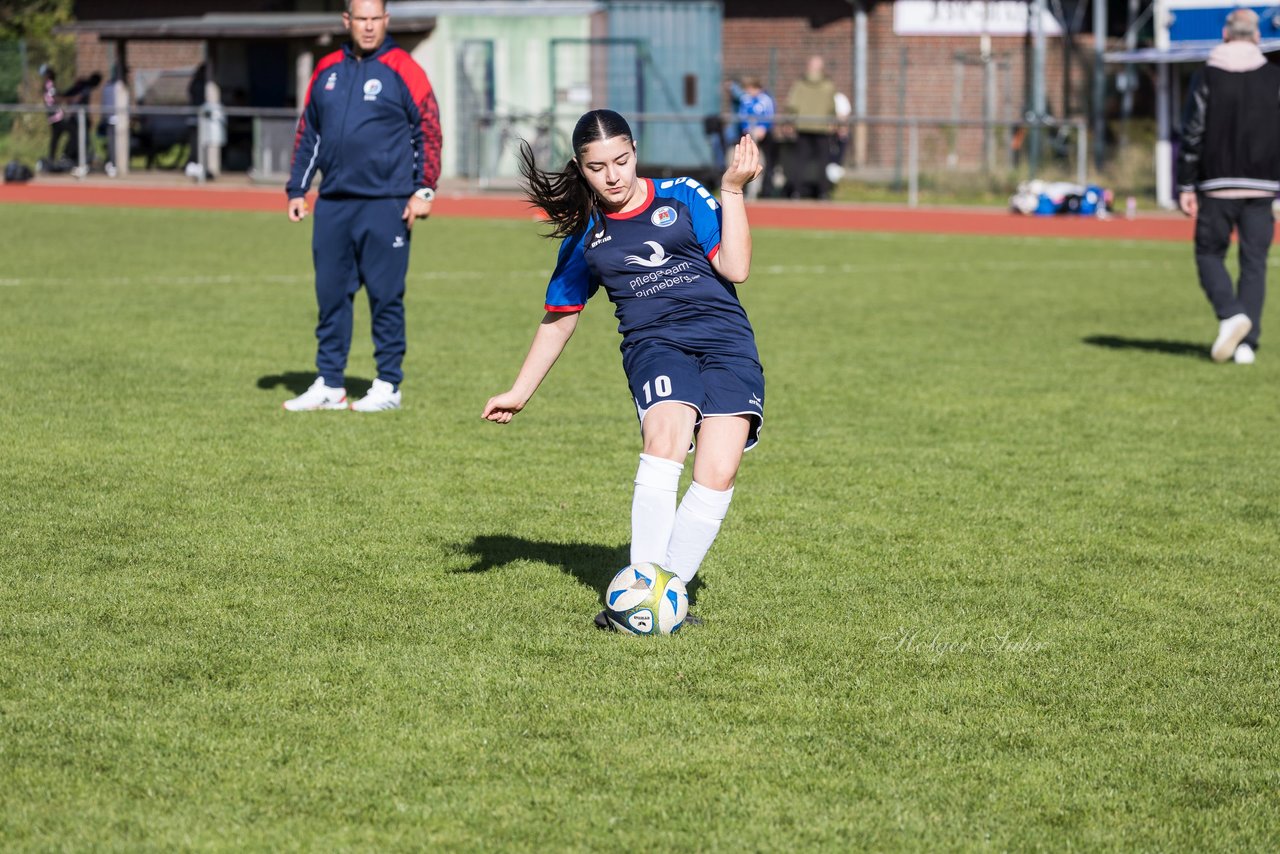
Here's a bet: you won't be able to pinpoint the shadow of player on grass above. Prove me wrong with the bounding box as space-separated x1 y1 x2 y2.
1082 336 1211 360
455 534 704 605
257 371 373 398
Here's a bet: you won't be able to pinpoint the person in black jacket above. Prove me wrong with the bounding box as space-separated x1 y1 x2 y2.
1177 8 1280 364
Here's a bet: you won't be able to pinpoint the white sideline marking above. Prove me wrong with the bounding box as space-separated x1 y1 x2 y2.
0 270 550 287
9 257 1273 287
755 258 1191 276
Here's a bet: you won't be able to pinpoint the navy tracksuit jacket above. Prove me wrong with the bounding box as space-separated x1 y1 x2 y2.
287 37 441 388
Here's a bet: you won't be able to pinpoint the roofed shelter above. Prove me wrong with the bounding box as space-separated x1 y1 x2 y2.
58 8 436 177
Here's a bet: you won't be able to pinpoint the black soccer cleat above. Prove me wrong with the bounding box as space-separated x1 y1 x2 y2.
682 612 704 628
594 610 616 631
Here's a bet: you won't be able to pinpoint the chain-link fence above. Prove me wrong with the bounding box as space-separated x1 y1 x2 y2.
0 101 298 182
465 110 1092 206
1 98 1094 204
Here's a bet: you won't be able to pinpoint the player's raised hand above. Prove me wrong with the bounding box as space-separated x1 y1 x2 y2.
722 134 763 193
482 391 526 423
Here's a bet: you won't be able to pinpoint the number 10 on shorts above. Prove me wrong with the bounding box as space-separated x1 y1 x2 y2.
642 375 672 404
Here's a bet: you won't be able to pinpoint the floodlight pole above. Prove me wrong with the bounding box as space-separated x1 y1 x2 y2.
113 40 130 178
1029 0 1048 176
849 0 868 168
1092 0 1107 170
982 1 994 172
1154 0 1173 208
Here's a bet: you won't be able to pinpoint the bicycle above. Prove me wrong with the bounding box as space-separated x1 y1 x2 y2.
481 109 572 186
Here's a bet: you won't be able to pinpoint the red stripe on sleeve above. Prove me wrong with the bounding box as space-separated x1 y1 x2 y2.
380 48 442 189
545 304 585 313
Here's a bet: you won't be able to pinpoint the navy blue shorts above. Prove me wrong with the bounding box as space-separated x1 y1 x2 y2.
621 340 765 450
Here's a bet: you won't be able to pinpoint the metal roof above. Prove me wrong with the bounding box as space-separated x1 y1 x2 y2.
1105 39 1280 63
390 1 602 16
57 12 436 41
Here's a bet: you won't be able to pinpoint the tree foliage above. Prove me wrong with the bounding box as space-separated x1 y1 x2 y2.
0 0 75 42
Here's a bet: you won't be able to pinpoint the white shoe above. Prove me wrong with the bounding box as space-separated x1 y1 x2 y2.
184 161 203 180
1211 313 1252 363
105 162 117 178
283 377 348 411
350 378 401 412
70 164 89 179
1233 343 1256 365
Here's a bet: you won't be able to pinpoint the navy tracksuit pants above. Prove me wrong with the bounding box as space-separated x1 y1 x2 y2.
312 195 411 388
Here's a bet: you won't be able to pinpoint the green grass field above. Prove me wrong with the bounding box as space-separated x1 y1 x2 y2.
1 204 1277 850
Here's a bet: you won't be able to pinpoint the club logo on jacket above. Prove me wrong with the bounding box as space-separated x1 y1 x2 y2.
324 72 337 91
393 235 405 248
624 241 671 268
363 79 382 101
651 206 678 227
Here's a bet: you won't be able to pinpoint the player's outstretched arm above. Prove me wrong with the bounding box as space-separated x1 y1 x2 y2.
482 310 580 423
712 135 762 283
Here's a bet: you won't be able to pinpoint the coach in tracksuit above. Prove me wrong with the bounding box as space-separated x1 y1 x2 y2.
284 0 442 412
1177 8 1280 365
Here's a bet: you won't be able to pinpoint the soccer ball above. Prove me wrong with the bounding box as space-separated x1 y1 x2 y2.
604 562 688 635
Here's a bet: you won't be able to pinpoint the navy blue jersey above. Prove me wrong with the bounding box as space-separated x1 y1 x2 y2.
544 177 760 362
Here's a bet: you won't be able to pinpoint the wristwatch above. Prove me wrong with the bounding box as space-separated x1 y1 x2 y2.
413 187 436 202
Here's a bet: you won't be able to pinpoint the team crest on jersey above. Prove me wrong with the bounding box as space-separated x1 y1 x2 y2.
650 206 678 228
363 79 382 101
324 72 338 91
624 241 672 268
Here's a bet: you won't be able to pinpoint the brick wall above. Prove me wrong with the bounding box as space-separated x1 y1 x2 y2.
76 36 204 79
725 4 1092 173
75 34 204 109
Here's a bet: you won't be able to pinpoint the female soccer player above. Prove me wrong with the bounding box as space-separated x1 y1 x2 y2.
482 109 764 627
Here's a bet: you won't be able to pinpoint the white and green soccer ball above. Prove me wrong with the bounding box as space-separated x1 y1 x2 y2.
604 562 689 635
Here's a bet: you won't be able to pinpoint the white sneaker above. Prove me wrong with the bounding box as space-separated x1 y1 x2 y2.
105 162 117 178
185 161 203 180
283 377 348 411
350 378 401 412
1211 313 1252 363
1233 343 1256 365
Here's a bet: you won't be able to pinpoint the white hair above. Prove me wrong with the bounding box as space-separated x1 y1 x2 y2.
1225 8 1260 42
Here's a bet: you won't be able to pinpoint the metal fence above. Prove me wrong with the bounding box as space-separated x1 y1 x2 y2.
1 101 1091 206
467 110 1092 206
0 102 298 183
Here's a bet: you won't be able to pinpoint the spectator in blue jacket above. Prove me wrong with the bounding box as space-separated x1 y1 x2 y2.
284 0 443 412
726 76 777 198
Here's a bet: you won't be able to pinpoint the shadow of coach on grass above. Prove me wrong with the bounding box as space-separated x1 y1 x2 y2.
258 371 372 398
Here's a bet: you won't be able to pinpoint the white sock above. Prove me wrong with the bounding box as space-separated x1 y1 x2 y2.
630 453 684 565
665 481 734 583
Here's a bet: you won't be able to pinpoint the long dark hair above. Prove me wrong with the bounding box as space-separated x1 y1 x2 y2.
520 109 634 239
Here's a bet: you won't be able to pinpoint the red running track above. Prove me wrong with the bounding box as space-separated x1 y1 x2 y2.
0 180 1198 242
